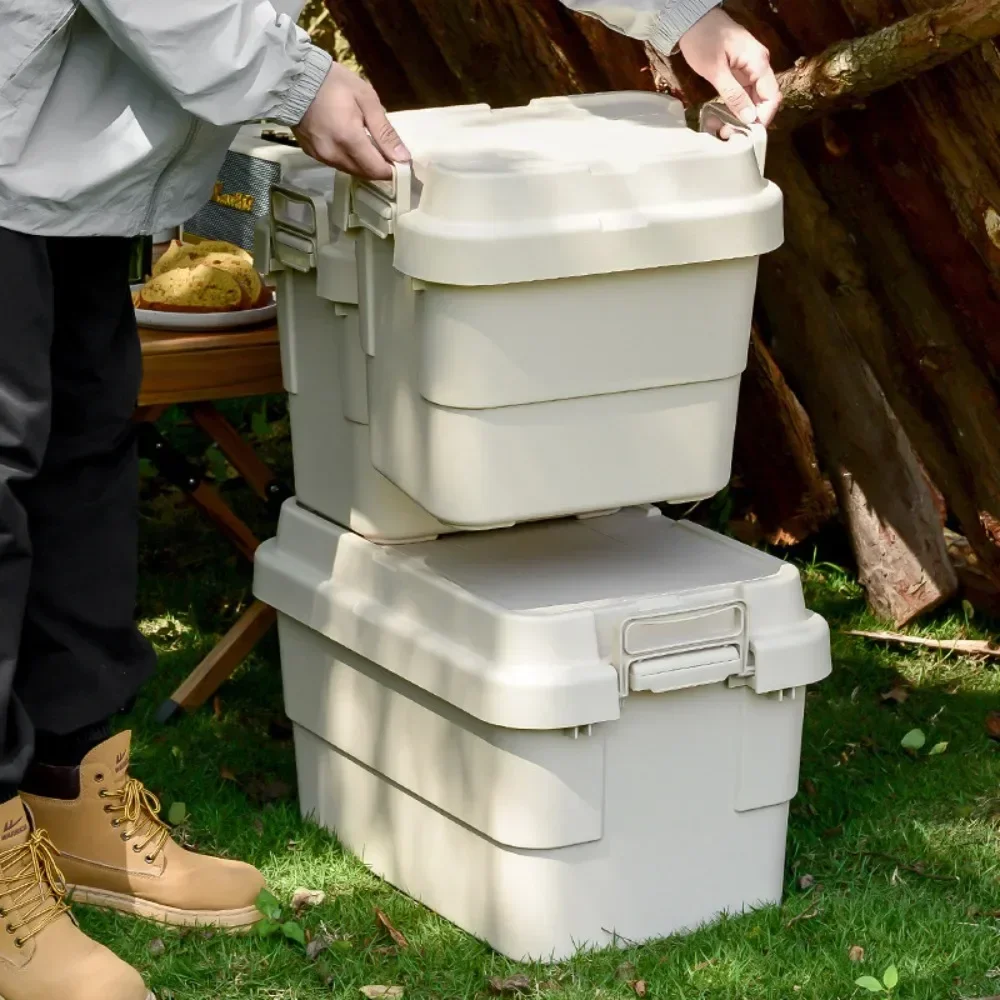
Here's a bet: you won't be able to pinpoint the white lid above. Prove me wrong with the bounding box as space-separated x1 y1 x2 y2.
255 503 830 729
351 93 782 286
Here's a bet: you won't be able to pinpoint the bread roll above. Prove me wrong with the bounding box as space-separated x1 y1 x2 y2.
196 253 262 306
152 239 253 277
138 264 247 312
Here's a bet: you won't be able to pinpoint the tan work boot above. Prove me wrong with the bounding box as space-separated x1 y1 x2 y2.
21 731 264 929
0 796 151 1000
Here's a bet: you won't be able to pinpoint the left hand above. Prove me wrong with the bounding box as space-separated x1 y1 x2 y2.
679 8 781 131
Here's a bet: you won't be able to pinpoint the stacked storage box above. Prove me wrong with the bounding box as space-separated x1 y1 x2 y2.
253 92 831 960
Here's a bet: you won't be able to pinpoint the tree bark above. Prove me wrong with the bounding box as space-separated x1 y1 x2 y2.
733 329 836 546
767 140 1000 581
322 0 650 109
757 192 958 623
772 0 1000 129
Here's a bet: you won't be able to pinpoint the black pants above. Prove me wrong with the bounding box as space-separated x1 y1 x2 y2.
0 227 155 788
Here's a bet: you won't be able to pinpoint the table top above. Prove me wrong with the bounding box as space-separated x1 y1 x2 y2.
138 324 284 406
139 324 278 353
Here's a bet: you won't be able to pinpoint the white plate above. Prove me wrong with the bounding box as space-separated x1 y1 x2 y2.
132 284 277 332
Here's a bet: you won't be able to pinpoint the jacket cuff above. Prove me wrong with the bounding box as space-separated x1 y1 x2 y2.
649 0 723 55
272 45 334 126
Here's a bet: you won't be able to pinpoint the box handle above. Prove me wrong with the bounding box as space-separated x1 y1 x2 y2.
630 646 742 694
698 100 767 174
270 184 331 270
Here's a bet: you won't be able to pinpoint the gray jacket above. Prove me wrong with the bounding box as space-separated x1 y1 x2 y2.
0 0 719 237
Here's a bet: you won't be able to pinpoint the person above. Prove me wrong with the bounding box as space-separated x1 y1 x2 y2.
0 1 779 996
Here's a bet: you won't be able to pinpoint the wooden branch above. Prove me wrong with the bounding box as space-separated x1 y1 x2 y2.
738 0 1000 130
845 630 1000 659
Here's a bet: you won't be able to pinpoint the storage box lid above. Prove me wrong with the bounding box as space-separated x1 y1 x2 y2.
255 503 830 730
349 93 782 286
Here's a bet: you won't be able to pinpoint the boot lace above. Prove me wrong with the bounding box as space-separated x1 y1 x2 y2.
0 831 71 948
101 778 172 865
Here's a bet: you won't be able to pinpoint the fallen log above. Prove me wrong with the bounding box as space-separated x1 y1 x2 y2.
757 171 958 625
732 329 836 547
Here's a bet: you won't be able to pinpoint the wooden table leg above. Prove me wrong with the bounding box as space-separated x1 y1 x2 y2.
190 402 293 514
156 601 278 722
136 414 275 720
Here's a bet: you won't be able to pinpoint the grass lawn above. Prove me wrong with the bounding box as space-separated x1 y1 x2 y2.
87 407 1000 1000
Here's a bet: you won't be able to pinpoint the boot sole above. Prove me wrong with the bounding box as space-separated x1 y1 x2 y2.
68 885 262 930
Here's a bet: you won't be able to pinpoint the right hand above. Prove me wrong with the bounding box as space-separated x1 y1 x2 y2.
679 8 781 131
294 64 410 181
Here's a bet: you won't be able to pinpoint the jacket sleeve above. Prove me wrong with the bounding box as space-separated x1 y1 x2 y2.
557 0 722 55
77 0 332 127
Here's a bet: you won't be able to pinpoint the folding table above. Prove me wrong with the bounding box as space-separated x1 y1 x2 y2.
136 325 289 722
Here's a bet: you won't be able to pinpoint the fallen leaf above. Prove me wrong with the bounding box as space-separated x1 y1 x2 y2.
360 988 403 999
802 779 818 797
883 966 899 991
537 981 561 993
929 741 949 756
901 728 926 751
488 975 533 995
986 712 1000 742
845 629 1000 658
292 888 327 913
166 801 188 826
148 938 166 957
822 825 843 840
692 960 716 973
375 908 409 949
253 818 264 837
798 874 816 891
848 945 865 963
219 765 238 783
881 687 910 705
213 696 223 721
306 935 330 961
616 963 637 982
856 976 884 994
632 981 647 998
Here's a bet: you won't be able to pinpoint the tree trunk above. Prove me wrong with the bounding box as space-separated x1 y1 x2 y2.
758 186 958 624
767 142 1000 582
733 329 836 546
323 0 649 108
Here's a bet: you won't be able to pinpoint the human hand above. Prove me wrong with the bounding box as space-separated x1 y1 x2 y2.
679 8 781 132
293 63 410 180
